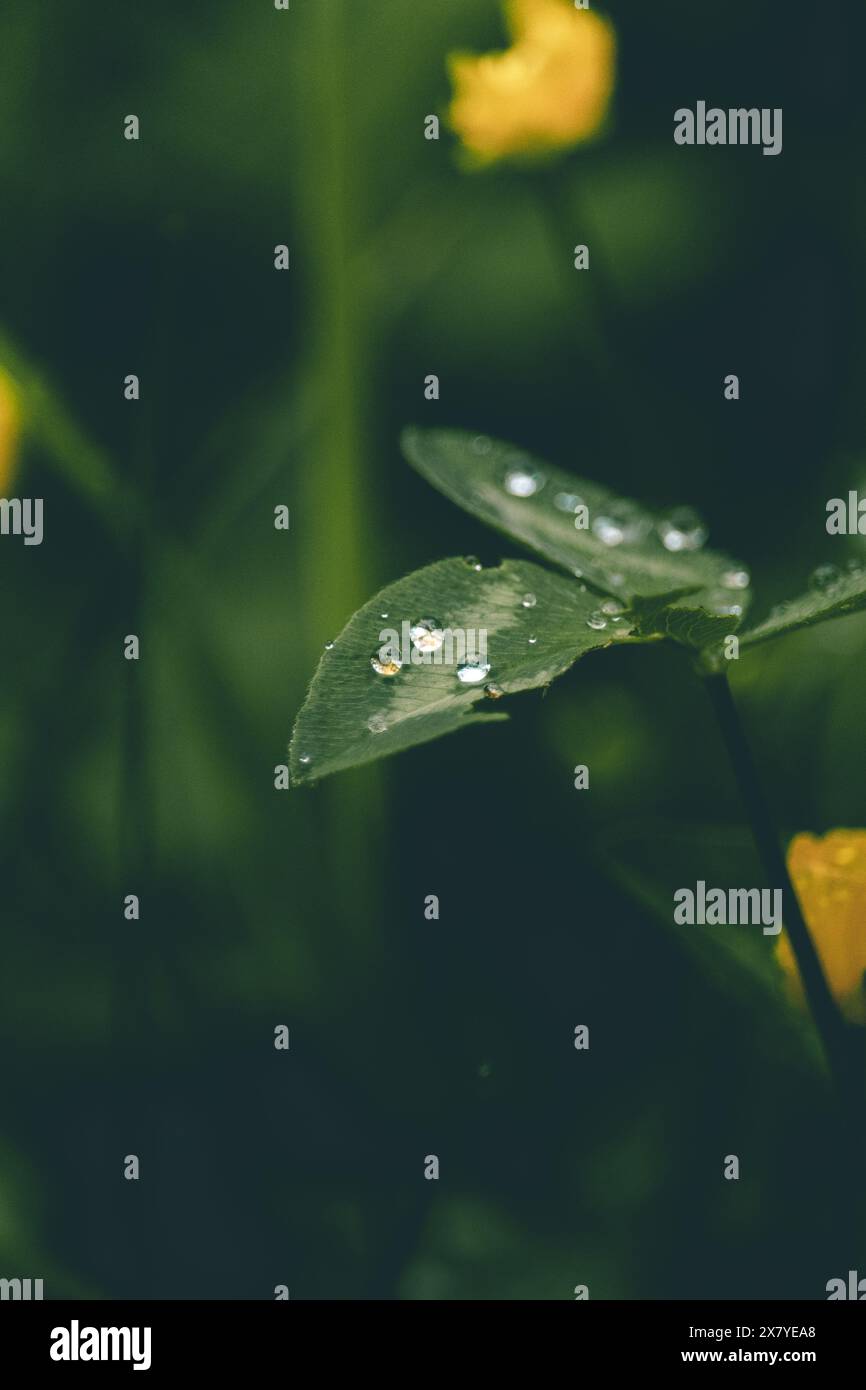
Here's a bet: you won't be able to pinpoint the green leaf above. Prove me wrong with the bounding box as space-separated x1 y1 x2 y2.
740 567 866 650
289 556 633 785
628 590 742 653
401 429 748 640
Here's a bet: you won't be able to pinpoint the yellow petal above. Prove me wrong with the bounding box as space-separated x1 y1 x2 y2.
448 0 616 166
776 830 866 1024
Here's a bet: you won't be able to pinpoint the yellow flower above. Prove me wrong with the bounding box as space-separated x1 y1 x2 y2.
0 366 23 493
448 0 616 166
776 830 866 1024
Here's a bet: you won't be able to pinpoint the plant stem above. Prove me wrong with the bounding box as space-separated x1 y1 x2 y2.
702 671 855 1097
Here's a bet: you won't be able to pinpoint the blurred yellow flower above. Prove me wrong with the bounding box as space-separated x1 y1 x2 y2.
0 366 23 493
448 0 616 166
777 830 866 1024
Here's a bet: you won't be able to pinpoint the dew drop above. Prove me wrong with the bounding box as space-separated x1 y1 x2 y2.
465 555 483 571
379 611 389 619
521 593 537 608
504 467 544 498
554 491 583 513
298 754 312 765
324 640 335 650
527 635 538 645
410 618 445 653
471 434 492 456
810 563 842 593
708 595 743 617
592 500 646 547
484 682 504 699
371 652 402 677
722 568 750 590
456 660 491 684
367 714 387 735
586 611 608 631
658 507 708 552
600 599 626 616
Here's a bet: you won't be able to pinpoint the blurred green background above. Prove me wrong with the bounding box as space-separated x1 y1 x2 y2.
1 0 865 1298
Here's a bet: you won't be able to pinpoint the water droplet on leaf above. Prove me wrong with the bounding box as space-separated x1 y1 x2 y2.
658 507 707 552
504 467 544 498
592 500 646 547
456 660 491 684
554 492 583 513
586 612 608 631
367 714 387 734
371 653 402 677
722 568 750 590
810 563 842 593
521 593 537 608
410 618 445 653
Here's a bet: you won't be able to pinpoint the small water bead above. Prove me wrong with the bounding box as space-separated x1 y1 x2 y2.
380 611 389 619
370 652 402 677
484 682 504 699
410 618 445 653
527 635 538 645
324 640 335 650
658 507 708 553
298 754 312 765
586 612 608 631
600 599 626 617
592 500 647 548
465 555 483 571
504 467 544 498
810 563 842 593
554 491 584 513
456 660 491 684
709 598 744 617
521 593 537 608
610 624 633 640
722 568 750 590
367 714 387 735
471 435 492 456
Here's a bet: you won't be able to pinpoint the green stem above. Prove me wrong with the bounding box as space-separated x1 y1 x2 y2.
703 671 855 1097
